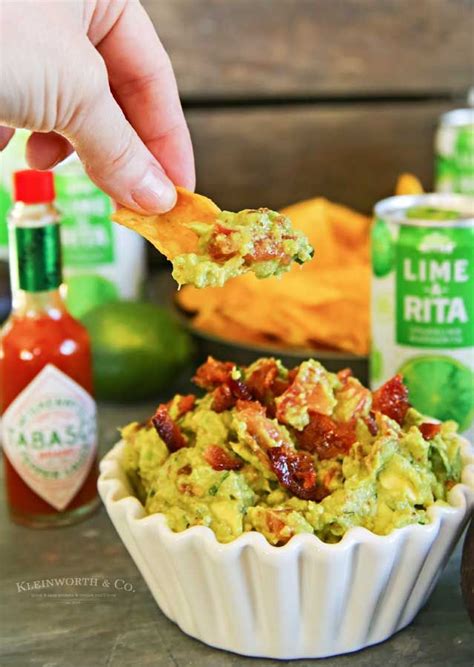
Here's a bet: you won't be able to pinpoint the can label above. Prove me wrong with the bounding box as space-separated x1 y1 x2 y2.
395 226 473 348
371 196 474 438
436 124 474 195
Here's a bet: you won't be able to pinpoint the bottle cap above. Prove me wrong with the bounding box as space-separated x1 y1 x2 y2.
13 170 55 204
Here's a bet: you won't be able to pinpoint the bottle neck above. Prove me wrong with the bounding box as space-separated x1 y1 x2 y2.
12 287 66 318
8 202 64 314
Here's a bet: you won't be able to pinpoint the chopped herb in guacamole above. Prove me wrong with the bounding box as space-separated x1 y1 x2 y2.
171 209 314 288
121 357 463 546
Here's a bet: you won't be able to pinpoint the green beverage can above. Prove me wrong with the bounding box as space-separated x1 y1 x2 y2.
371 193 474 439
435 108 474 195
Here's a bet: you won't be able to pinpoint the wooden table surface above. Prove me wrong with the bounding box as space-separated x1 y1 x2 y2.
1 401 473 667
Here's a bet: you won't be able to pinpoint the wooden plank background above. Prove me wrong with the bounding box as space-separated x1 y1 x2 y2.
144 0 473 98
186 101 456 213
141 0 473 220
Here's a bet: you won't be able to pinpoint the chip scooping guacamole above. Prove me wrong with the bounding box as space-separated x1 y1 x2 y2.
121 357 463 546
172 208 313 288
112 188 313 288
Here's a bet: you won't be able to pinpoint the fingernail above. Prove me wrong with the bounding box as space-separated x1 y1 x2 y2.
131 166 177 213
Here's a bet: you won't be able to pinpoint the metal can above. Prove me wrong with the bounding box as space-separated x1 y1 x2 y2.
371 193 474 438
435 108 474 195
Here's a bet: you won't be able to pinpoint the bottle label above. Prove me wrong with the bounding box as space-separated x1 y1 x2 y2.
2 364 97 510
55 167 115 266
12 224 62 292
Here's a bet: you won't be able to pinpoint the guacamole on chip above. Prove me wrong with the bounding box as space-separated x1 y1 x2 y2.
121 357 463 546
112 188 313 288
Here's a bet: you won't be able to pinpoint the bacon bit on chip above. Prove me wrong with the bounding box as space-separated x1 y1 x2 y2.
372 375 410 425
268 446 328 501
244 237 290 265
193 357 235 389
296 413 357 460
203 445 243 471
152 404 187 452
207 225 239 262
419 422 442 440
177 464 193 475
363 411 378 436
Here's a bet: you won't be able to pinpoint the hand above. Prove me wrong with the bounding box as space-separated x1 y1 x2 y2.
0 0 195 213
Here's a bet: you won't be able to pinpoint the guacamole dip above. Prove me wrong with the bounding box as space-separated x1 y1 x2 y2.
171 208 313 288
121 357 463 545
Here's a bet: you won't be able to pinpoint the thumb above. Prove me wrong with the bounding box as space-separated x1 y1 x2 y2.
63 53 177 214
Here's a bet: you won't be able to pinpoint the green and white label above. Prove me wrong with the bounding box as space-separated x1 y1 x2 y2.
395 227 474 348
436 125 474 195
2 364 97 510
55 166 114 267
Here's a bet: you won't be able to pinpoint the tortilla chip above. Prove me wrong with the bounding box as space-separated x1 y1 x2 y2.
175 284 225 314
193 309 275 346
112 187 221 259
395 173 424 196
281 198 371 267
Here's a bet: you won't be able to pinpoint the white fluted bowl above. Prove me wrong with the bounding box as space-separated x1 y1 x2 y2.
99 439 474 659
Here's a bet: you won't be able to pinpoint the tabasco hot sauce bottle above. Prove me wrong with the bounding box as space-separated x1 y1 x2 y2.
0 170 99 527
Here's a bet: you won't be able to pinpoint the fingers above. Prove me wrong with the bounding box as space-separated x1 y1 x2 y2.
0 126 15 151
96 1 195 191
26 132 74 170
63 45 177 214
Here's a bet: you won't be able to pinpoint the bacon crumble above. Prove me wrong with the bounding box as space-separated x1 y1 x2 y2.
268 446 328 501
204 445 243 471
372 375 410 425
296 413 357 460
419 422 442 440
152 404 187 452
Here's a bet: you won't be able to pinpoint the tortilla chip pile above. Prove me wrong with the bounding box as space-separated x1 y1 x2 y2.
176 174 423 356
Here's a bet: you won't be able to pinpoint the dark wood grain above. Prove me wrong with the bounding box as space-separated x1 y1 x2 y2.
185 100 456 214
143 0 473 99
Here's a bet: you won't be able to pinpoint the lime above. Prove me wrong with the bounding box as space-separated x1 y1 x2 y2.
398 355 474 431
82 301 194 402
372 219 395 277
66 274 119 319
